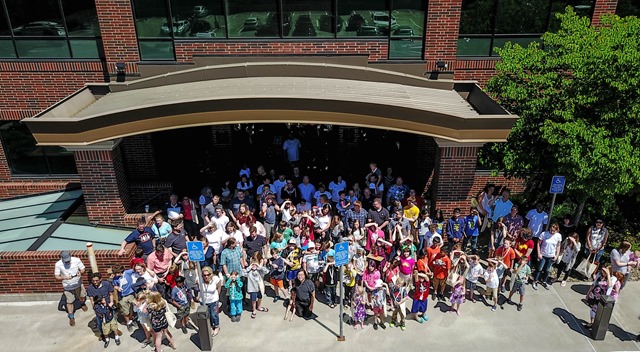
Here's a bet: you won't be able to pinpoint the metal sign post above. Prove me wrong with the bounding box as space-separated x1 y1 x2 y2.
546 176 566 231
187 241 212 351
334 242 349 342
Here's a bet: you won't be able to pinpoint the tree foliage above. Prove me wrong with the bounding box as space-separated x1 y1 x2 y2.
483 8 640 222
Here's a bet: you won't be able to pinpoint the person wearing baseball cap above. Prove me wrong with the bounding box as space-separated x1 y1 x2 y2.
54 250 88 326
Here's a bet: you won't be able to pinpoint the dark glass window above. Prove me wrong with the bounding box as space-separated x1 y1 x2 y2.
170 0 226 38
337 0 386 37
389 0 426 59
0 0 102 59
0 121 77 176
458 0 594 57
282 0 332 38
616 0 640 17
226 0 278 38
132 0 175 60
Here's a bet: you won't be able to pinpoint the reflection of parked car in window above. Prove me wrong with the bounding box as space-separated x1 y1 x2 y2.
394 25 414 40
161 20 191 36
190 20 216 37
319 15 343 33
292 15 316 36
243 17 260 31
13 21 65 36
357 25 379 36
371 11 398 33
193 5 208 17
346 13 366 31
282 12 292 35
256 13 278 37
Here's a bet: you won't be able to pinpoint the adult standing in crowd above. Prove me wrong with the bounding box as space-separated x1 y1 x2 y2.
526 203 549 265
164 222 188 256
54 250 87 326
532 223 562 290
503 205 523 238
610 241 637 289
294 270 316 319
387 177 409 207
283 133 302 164
86 272 114 340
151 213 172 239
147 242 174 298
118 219 156 259
477 184 496 232
298 176 316 204
368 198 390 232
491 189 513 223
586 219 609 264
201 266 222 337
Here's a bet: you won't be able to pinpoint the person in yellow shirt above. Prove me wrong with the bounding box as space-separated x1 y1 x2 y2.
403 197 420 242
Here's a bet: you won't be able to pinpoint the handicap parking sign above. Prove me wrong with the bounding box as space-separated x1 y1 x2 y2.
187 241 205 262
549 176 566 194
335 242 349 266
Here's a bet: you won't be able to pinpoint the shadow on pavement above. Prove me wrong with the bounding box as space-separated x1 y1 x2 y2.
571 284 591 295
608 324 638 342
433 302 450 313
312 316 338 338
190 332 201 349
553 307 589 337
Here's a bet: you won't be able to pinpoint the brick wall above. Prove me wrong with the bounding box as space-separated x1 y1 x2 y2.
95 0 140 74
74 146 129 226
454 59 498 86
425 0 462 64
121 134 157 181
0 246 134 294
174 41 388 63
592 0 619 26
128 181 173 213
432 145 479 214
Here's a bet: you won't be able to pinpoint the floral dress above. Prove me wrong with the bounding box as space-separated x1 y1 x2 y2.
449 283 465 304
353 293 367 323
150 306 168 331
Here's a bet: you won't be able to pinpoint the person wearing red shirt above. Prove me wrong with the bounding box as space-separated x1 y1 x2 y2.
429 246 451 301
515 228 535 265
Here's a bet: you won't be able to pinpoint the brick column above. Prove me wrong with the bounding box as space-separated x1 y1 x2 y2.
592 0 618 26
70 140 129 226
424 0 462 70
121 134 157 180
0 138 11 180
95 0 140 75
431 139 482 215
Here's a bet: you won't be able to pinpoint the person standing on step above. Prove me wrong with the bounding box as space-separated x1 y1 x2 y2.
54 250 87 326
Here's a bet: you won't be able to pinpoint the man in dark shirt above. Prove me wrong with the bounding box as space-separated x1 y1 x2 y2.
294 271 315 318
229 190 257 214
118 220 156 258
243 229 267 260
164 222 187 256
87 273 114 340
368 198 390 230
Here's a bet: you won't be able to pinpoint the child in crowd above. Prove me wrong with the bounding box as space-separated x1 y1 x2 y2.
224 271 244 322
93 295 122 348
244 258 270 319
398 246 415 290
129 248 145 268
284 288 297 322
412 271 431 323
352 285 367 329
507 255 532 311
170 276 191 334
484 260 501 311
555 233 581 287
269 248 288 302
343 262 357 309
449 275 465 316
323 253 340 308
132 291 153 348
111 265 125 300
165 264 180 290
430 249 451 301
371 279 389 331
389 277 409 331
353 248 366 283
465 255 483 303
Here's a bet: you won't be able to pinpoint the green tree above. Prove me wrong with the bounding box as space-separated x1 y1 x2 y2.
483 8 640 224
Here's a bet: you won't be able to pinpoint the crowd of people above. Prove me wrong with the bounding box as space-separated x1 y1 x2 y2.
53 162 640 349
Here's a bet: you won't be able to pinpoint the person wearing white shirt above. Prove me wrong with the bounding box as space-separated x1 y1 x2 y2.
526 203 549 239
54 250 87 326
201 266 222 337
532 223 563 290
465 255 484 302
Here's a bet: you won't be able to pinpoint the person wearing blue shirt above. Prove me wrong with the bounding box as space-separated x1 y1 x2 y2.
463 207 482 255
151 214 173 239
117 267 142 332
118 220 156 257
298 176 316 203
492 189 514 223
446 208 465 253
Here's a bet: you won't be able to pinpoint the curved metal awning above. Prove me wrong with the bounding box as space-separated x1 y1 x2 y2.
24 62 517 146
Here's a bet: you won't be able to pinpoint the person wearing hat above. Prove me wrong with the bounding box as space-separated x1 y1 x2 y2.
281 238 302 289
54 250 87 326
302 241 322 288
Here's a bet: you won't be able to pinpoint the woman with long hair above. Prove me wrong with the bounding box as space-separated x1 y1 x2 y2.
147 291 177 351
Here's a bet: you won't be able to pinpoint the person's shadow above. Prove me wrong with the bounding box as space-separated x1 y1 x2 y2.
553 307 590 337
608 324 638 342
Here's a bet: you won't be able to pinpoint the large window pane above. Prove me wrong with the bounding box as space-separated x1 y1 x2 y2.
495 0 550 34
389 0 425 59
617 0 640 17
0 39 15 58
0 122 77 175
227 0 278 38
171 0 226 38
70 38 100 58
6 0 66 37
139 40 174 60
459 0 496 35
133 0 172 38
282 0 332 38
549 0 594 31
62 0 101 36
457 36 491 56
338 0 386 37
15 39 70 58
0 4 9 35
492 36 539 54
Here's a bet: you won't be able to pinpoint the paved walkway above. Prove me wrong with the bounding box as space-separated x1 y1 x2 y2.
2 282 639 352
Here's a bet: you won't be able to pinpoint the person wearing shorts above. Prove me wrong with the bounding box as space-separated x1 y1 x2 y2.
269 248 288 302
54 250 87 326
507 256 531 311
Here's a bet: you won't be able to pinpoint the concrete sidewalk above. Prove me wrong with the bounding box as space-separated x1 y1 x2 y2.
1 282 639 352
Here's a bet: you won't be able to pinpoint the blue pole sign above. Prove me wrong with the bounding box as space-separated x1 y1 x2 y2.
550 176 566 194
187 241 205 262
334 242 349 266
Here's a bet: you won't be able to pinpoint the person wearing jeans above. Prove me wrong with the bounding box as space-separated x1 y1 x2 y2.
201 266 221 336
532 224 562 290
463 207 482 255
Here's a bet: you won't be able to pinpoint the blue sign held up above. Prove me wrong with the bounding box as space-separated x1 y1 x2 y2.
550 176 566 194
187 241 205 262
335 242 349 266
